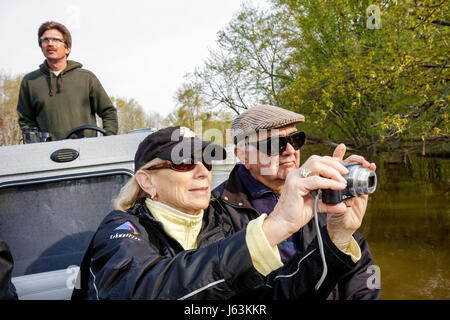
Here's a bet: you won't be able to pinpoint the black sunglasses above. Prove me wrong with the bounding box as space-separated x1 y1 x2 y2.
144 160 212 172
247 131 306 156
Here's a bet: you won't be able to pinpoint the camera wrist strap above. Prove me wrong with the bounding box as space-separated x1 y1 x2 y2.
313 189 328 290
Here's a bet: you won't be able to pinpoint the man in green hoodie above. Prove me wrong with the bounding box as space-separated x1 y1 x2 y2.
17 21 118 141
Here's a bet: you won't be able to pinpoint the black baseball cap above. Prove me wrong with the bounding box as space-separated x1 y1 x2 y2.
134 126 227 172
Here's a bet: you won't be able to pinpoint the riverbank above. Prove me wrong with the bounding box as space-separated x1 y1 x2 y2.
304 137 450 159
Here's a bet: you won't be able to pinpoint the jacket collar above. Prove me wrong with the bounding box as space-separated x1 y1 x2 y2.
237 165 275 199
221 164 254 208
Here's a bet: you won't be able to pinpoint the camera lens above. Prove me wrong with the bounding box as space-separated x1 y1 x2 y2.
368 172 376 193
354 167 377 195
344 163 377 196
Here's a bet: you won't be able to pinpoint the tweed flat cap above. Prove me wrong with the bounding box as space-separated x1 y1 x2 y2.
231 104 305 144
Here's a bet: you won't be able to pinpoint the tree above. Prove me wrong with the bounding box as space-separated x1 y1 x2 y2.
190 0 449 152
166 82 207 129
194 2 295 115
166 82 233 145
0 72 22 146
111 96 163 134
275 0 449 150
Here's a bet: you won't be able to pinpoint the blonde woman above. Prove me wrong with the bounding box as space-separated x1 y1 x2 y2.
72 126 362 300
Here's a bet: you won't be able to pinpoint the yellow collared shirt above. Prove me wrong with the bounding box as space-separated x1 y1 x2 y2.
145 198 203 250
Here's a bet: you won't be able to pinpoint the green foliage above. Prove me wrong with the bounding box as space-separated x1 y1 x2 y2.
110 96 162 134
276 0 449 148
166 82 206 129
166 82 233 145
191 0 449 150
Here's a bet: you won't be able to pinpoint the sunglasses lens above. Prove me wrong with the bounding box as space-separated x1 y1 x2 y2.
260 132 305 156
172 161 213 172
278 141 287 155
290 132 305 150
172 163 196 171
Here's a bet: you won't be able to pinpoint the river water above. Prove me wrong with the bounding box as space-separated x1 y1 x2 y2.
212 144 449 300
359 152 449 299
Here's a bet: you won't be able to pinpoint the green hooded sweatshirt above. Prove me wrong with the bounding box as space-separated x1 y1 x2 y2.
17 60 118 141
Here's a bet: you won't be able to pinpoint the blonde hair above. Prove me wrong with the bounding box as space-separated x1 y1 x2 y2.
113 158 164 211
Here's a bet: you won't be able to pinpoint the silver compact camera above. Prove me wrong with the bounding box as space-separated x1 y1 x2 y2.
321 161 377 204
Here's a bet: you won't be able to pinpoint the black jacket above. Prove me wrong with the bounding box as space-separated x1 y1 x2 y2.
212 164 381 300
0 241 18 300
72 198 358 300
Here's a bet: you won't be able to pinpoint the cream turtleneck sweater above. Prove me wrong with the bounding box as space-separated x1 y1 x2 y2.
145 198 204 250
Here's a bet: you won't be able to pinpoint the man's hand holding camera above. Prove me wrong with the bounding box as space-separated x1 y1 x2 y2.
327 144 376 250
297 143 377 251
264 162 349 247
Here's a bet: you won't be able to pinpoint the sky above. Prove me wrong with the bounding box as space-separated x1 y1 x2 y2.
0 0 269 117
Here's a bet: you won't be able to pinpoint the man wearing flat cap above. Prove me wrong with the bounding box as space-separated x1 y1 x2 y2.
212 104 380 300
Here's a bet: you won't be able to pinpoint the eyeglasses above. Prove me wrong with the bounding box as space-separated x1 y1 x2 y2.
39 36 65 45
247 131 306 156
144 160 212 172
